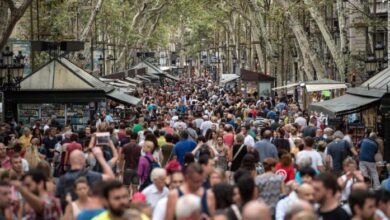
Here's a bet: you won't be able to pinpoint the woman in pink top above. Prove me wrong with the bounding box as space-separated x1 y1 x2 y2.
223 125 235 149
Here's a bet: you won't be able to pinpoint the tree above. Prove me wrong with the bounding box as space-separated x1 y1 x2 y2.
0 0 33 50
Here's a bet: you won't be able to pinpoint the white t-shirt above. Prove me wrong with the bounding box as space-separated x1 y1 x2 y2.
244 135 255 148
296 149 323 170
294 117 307 129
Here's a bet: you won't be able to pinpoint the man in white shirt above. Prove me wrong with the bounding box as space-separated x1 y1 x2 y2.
142 168 169 210
241 125 255 148
200 115 213 136
294 112 307 129
296 137 324 172
153 171 184 220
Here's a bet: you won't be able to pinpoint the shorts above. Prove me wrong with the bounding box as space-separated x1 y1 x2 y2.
123 169 139 185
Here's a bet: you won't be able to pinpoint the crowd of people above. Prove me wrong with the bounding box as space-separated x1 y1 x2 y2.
0 76 388 220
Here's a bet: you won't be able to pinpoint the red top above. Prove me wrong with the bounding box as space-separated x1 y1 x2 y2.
223 133 235 148
275 163 295 183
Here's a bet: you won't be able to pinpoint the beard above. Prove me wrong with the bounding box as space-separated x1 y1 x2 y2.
108 204 128 217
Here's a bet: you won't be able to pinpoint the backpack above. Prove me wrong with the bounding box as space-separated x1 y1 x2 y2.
139 156 160 191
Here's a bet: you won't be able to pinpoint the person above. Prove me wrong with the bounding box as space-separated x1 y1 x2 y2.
272 127 290 155
55 147 115 209
296 137 324 172
198 155 215 189
254 130 278 163
174 131 196 166
358 132 380 189
24 138 41 169
165 163 216 220
226 174 256 220
325 131 356 174
229 134 248 172
76 181 105 220
43 128 58 163
63 133 82 167
275 153 295 183
142 168 169 210
200 115 213 136
153 171 184 220
160 133 175 167
212 182 234 210
312 172 350 220
338 158 364 204
294 112 307 129
255 158 284 215
242 201 272 220
10 154 25 177
138 141 158 191
302 118 317 138
120 131 141 195
348 189 377 220
241 125 255 149
62 177 93 220
11 169 62 220
0 143 10 169
92 180 129 220
215 135 228 172
175 194 202 220
0 181 11 220
375 190 390 220
18 127 32 153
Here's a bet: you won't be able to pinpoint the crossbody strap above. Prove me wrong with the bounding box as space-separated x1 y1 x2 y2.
233 144 245 161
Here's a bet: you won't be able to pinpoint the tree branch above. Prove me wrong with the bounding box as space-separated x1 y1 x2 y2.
4 0 16 12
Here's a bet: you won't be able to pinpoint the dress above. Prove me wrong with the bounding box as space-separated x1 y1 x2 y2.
215 145 228 171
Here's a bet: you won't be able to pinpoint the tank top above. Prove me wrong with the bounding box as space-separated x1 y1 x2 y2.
177 187 209 216
71 202 81 218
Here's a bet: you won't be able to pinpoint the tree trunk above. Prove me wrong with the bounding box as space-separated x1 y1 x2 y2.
79 0 103 41
305 0 344 81
276 0 321 80
249 0 274 58
0 0 33 50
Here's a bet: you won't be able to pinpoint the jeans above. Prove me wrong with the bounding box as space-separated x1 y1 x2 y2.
359 161 380 189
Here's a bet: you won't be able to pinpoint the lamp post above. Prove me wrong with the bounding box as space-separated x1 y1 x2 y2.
375 42 385 71
365 55 377 79
0 46 25 91
98 55 104 76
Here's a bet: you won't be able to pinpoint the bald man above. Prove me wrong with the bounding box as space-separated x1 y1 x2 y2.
296 183 315 204
55 147 115 209
242 201 272 220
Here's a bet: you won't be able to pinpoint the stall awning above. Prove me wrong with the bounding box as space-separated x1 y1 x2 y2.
309 94 380 117
106 90 141 106
161 73 179 81
272 83 300 91
305 83 347 92
220 74 240 85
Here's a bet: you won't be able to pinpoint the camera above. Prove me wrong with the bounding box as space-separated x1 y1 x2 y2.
95 132 110 146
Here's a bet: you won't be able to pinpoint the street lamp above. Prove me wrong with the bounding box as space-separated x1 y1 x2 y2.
365 55 377 78
375 42 385 71
0 46 25 91
98 55 104 76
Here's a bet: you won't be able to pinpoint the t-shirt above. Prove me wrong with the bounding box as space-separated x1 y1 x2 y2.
317 206 350 220
132 124 143 134
174 140 196 166
296 149 323 170
326 140 351 172
43 136 58 159
122 142 141 170
358 138 378 162
275 163 295 183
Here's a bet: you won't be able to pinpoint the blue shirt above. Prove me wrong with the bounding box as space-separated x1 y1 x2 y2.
254 139 278 162
358 138 378 162
174 139 196 166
